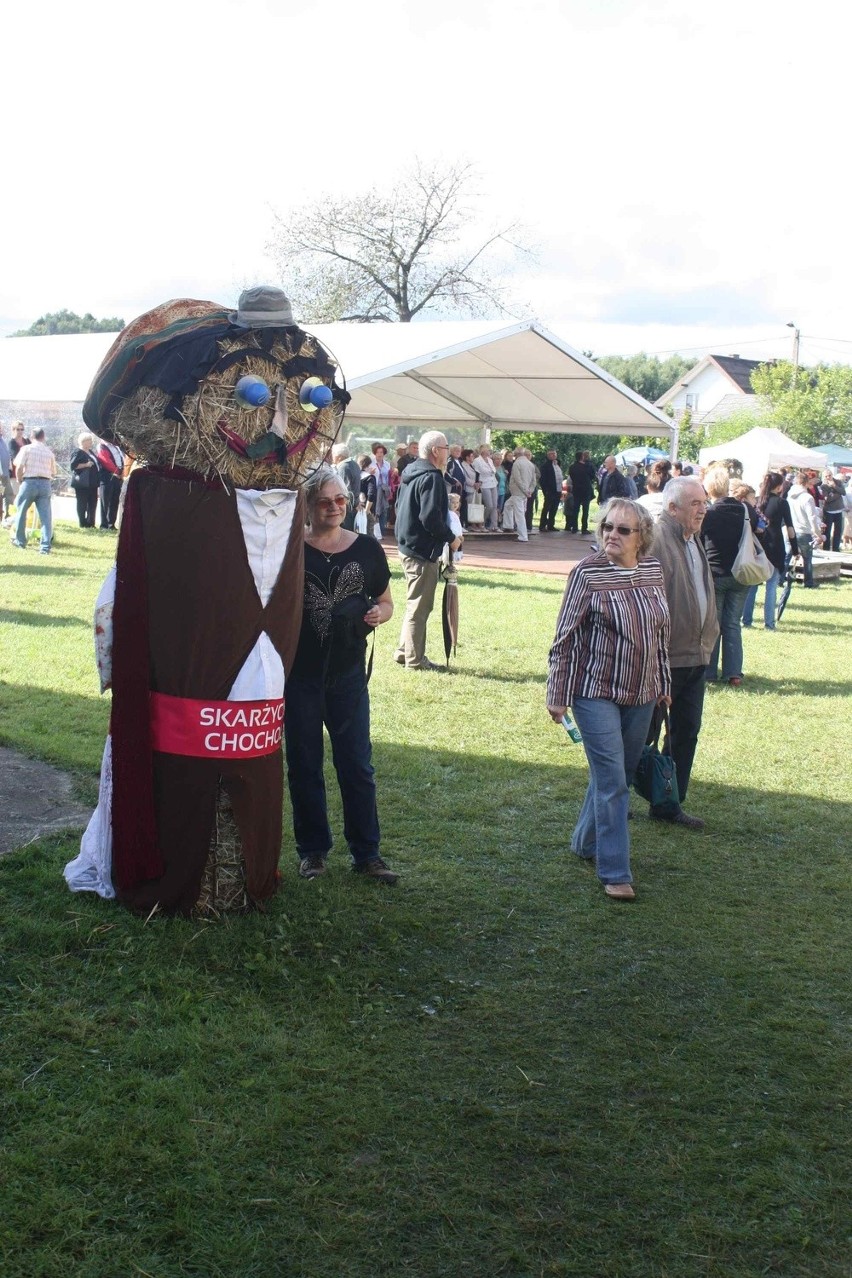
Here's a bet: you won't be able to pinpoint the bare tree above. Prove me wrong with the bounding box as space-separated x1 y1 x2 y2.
268 161 528 323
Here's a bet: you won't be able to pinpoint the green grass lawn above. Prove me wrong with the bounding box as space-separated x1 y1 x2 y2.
0 524 850 1278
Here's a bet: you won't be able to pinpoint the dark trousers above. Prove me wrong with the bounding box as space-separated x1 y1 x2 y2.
823 510 843 552
75 485 99 527
539 491 561 530
99 474 122 528
117 749 284 916
648 664 707 814
569 496 591 533
284 663 380 864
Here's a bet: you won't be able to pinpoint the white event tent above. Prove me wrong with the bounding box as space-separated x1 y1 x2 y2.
0 319 675 445
699 427 827 486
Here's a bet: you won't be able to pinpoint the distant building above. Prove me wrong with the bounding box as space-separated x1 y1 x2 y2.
656 354 772 427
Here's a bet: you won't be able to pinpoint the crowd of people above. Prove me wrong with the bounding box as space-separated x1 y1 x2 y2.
2 421 127 549
298 430 850 900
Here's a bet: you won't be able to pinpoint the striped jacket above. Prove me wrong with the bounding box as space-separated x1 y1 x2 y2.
547 552 671 707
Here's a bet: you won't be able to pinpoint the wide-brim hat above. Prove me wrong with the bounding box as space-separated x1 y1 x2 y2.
228 286 295 329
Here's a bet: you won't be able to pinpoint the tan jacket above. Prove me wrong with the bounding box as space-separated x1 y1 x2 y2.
652 511 719 668
508 455 536 498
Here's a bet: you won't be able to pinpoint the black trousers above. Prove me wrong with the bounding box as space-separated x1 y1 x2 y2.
99 475 122 529
569 496 592 533
75 485 99 527
539 491 561 530
649 664 707 814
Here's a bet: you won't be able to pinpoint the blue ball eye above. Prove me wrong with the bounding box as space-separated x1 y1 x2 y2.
299 376 334 412
234 375 271 407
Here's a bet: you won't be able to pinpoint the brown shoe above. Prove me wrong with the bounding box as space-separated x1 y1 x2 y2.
650 809 705 831
353 857 399 885
298 854 327 879
604 882 636 901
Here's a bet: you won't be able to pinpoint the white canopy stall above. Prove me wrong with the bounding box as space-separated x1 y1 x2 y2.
699 427 827 487
309 319 675 443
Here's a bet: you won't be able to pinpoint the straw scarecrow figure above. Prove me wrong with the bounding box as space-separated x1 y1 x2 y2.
64 288 349 916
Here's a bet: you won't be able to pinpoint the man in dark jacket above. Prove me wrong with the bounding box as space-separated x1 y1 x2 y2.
568 449 595 533
649 478 719 831
393 432 460 671
538 449 563 532
598 455 630 504
331 442 362 531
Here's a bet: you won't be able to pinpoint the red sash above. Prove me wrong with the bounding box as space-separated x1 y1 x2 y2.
149 693 284 759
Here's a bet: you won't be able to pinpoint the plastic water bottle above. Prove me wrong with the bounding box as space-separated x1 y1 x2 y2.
561 713 582 744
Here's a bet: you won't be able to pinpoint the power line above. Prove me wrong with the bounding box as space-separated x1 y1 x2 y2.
642 334 785 356
802 333 852 346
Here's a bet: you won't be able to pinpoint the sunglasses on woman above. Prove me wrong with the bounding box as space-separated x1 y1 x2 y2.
316 495 348 510
600 521 640 536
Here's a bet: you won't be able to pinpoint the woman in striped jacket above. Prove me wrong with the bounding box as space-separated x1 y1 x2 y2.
547 499 672 901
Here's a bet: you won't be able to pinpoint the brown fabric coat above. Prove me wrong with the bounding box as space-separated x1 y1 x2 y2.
116 472 304 914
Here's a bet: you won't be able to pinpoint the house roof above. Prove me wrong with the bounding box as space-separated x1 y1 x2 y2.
0 320 675 441
709 355 765 394
655 353 769 406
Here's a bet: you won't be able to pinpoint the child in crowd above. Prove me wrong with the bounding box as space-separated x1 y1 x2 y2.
447 492 464 562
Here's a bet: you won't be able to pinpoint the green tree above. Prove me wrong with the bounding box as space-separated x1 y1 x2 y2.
9 309 124 336
595 352 697 404
701 407 765 451
490 430 622 464
269 160 527 323
751 360 852 448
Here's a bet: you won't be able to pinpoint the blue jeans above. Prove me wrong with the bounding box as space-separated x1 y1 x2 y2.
741 568 780 629
283 663 380 864
570 697 656 885
13 478 52 551
707 576 749 681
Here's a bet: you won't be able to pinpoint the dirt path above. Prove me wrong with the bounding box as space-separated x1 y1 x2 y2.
0 746 91 857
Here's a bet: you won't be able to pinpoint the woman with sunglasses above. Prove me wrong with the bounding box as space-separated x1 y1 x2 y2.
283 466 398 884
546 499 671 901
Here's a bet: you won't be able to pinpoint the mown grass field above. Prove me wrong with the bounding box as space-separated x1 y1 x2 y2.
0 523 849 1278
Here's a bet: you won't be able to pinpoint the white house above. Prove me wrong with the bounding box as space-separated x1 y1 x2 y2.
656 354 770 425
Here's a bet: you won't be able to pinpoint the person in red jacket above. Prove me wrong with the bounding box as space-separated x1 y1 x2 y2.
96 439 125 530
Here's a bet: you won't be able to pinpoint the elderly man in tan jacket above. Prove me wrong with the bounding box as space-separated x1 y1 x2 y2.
506 447 536 543
648 477 719 831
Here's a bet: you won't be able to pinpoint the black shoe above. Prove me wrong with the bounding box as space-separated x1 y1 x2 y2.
353 857 398 885
298 854 328 879
650 809 705 831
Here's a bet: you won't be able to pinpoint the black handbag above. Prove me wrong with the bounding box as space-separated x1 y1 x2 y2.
633 706 679 809
327 593 377 681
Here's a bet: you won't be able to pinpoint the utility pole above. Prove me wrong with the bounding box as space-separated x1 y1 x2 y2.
786 321 800 386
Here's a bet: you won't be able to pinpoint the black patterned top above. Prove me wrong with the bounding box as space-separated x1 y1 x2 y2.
291 534 391 679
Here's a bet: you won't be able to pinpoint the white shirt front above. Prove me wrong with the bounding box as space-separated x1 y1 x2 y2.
229 488 298 700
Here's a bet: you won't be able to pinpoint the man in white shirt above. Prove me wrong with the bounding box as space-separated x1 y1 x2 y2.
786 470 823 588
11 428 56 553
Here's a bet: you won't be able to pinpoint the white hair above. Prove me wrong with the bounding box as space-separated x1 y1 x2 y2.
419 430 447 459
331 442 350 461
665 476 704 509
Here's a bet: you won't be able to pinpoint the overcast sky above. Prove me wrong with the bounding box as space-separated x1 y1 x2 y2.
3 0 849 366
